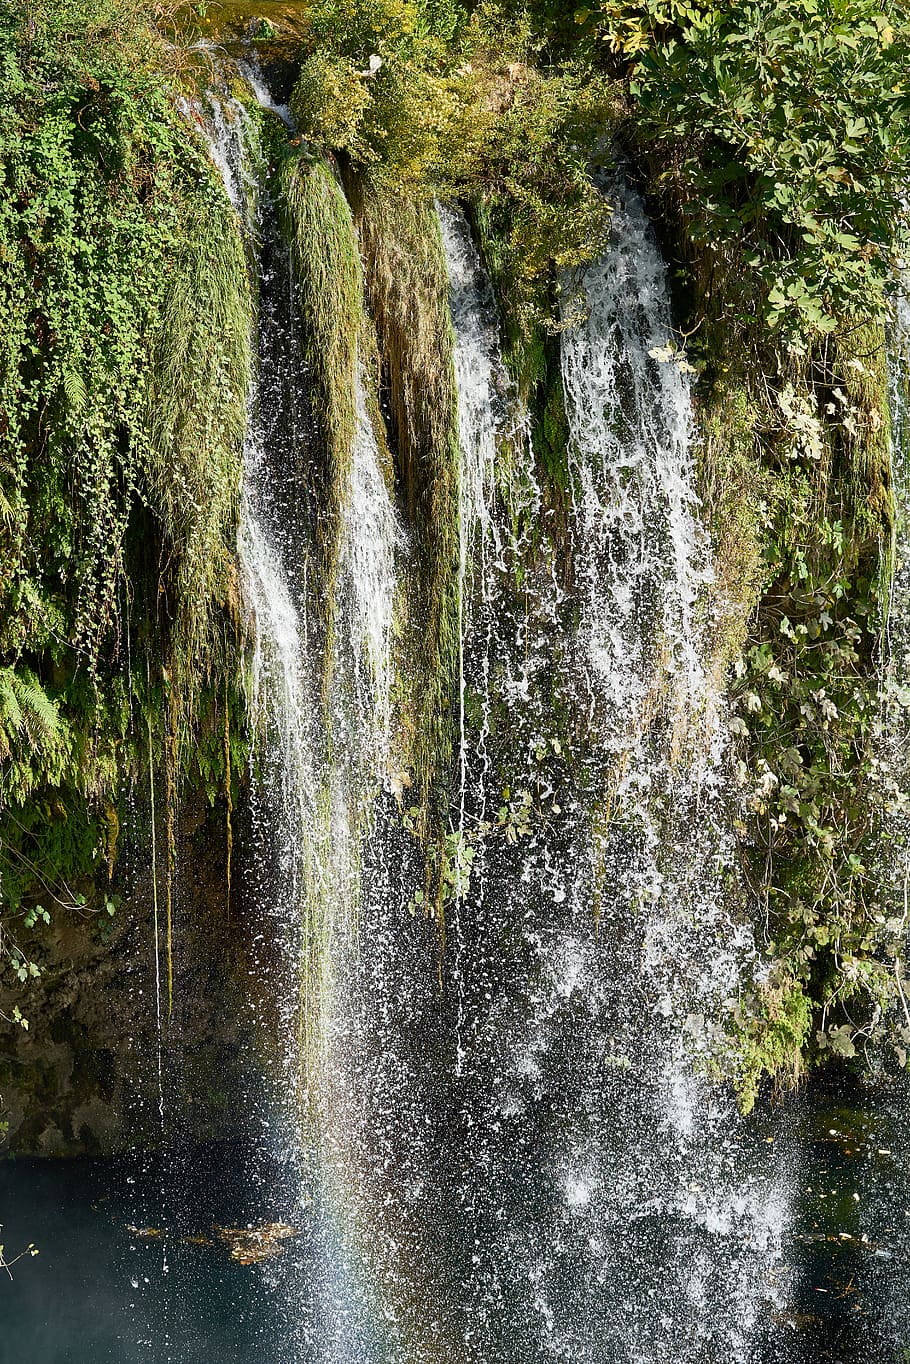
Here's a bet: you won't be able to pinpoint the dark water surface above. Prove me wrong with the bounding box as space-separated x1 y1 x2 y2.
2 1078 910 1364
0 1139 389 1364
768 1077 910 1364
0 1145 294 1363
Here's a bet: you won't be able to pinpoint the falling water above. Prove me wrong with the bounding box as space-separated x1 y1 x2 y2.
204 89 796 1360
438 204 504 557
561 180 712 751
203 83 407 1358
336 371 403 788
432 181 794 1362
311 183 796 1363
203 94 321 1134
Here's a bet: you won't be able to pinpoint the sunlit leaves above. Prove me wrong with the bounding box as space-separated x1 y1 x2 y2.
594 0 910 340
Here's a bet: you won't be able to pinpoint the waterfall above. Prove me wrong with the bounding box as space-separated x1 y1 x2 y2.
426 182 794 1363
310 186 795 1362
438 204 503 558
203 96 402 1363
561 181 712 753
204 86 403 1088
204 88 795 1360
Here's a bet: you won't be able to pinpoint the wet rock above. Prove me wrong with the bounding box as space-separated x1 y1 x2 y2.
0 797 256 1157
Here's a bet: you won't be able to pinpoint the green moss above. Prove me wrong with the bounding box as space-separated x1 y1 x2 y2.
728 971 812 1115
472 201 574 553
828 322 893 552
343 171 461 820
695 380 770 676
280 152 364 696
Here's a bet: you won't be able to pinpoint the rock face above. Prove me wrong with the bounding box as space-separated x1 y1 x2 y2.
0 798 256 1157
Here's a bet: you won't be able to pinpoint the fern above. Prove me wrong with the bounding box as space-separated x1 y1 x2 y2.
0 667 63 763
13 671 61 743
0 669 25 737
0 461 15 526
61 368 87 417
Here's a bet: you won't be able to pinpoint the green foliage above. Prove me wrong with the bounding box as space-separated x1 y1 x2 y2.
291 0 472 191
0 0 250 997
345 173 462 814
0 668 69 801
726 968 812 1113
695 382 770 673
0 0 247 684
290 0 615 337
146 182 251 750
279 153 363 675
579 0 910 344
708 330 898 1087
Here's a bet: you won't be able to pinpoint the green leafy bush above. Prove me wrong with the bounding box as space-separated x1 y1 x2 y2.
290 0 615 335
0 0 249 950
581 0 910 343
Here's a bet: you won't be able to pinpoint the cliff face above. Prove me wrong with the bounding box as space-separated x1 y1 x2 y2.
0 798 254 1156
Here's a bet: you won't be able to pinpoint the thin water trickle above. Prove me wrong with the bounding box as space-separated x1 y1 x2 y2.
338 368 404 784
439 202 508 1075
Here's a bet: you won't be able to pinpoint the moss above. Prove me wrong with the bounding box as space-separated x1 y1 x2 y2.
472 199 549 395
686 314 898 1093
828 321 894 553
728 971 812 1115
471 200 574 560
172 2 312 48
279 152 364 697
695 379 771 678
343 170 461 820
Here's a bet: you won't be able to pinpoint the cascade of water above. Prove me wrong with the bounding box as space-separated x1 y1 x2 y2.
204 85 406 1358
326 187 796 1364
557 183 751 1081
237 55 294 128
438 205 503 562
204 91 796 1359
204 83 401 1097
535 181 792 1359
202 94 318 1139
560 181 712 755
204 95 259 225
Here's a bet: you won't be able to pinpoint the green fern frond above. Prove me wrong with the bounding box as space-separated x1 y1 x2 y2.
13 670 61 743
62 368 87 417
0 669 25 735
